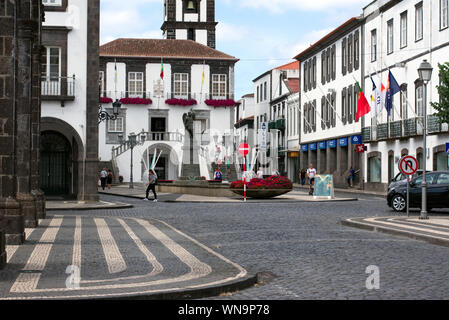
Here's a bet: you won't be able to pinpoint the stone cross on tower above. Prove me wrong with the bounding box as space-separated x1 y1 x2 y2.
162 0 217 48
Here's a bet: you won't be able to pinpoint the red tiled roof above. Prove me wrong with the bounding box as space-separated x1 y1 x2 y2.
275 61 300 70
286 78 300 93
100 38 239 61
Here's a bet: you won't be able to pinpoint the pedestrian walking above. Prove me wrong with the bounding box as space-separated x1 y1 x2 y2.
299 169 306 186
144 169 158 202
347 167 355 188
99 168 108 191
107 170 113 190
306 164 316 195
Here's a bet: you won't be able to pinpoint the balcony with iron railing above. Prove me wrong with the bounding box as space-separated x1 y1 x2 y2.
41 75 75 102
112 130 184 158
362 115 448 142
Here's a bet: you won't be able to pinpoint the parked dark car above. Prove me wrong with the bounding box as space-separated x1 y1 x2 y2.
388 170 428 192
387 171 449 212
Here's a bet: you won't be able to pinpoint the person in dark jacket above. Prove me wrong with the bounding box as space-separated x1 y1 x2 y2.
144 170 158 202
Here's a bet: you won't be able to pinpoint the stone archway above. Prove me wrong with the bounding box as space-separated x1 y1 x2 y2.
40 117 85 199
142 143 180 181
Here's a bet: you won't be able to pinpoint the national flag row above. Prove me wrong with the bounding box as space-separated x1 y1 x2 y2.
356 70 401 122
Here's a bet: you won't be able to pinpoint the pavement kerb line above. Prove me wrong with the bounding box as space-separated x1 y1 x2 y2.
341 218 449 247
2 215 255 300
384 218 449 232
365 217 449 237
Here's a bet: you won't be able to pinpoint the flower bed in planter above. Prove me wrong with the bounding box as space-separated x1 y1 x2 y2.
100 97 113 104
204 99 236 107
165 98 197 106
229 176 293 199
119 97 152 105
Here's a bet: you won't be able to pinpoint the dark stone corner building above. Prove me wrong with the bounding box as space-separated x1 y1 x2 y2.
0 0 100 270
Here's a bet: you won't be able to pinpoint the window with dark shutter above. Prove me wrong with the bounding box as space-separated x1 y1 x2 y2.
320 51 324 84
332 91 337 127
327 94 331 128
354 85 358 122
348 33 353 73
321 96 326 130
303 62 308 92
348 85 353 124
304 103 308 134
342 87 347 125
313 57 317 88
354 30 360 70
326 47 331 83
313 100 317 132
308 60 312 91
342 38 347 75
331 44 336 80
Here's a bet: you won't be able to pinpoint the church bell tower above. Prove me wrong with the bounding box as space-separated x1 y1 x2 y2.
162 0 217 49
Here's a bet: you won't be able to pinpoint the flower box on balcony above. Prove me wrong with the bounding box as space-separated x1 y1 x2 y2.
204 99 236 107
119 97 152 105
100 97 113 104
165 98 197 106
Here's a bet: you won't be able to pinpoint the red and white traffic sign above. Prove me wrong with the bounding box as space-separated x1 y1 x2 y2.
238 143 250 156
399 155 419 176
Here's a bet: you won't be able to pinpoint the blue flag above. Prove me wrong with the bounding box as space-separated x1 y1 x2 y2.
385 70 401 116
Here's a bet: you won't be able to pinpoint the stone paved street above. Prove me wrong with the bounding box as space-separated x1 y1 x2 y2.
2 190 449 300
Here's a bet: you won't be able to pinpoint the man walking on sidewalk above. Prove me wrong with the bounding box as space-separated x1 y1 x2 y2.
144 170 158 202
306 164 316 195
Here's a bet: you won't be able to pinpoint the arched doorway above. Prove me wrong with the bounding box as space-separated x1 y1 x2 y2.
39 131 72 197
141 143 180 181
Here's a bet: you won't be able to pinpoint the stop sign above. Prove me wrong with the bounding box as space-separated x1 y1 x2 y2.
238 143 250 156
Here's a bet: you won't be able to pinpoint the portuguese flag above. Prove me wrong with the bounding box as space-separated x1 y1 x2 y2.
356 81 370 122
160 58 164 80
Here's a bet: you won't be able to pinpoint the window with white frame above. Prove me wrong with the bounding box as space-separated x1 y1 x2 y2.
173 73 189 98
441 0 448 30
415 2 423 41
108 117 124 133
99 71 105 96
42 0 62 6
371 29 377 62
212 74 227 98
400 11 408 48
416 82 424 117
387 19 394 54
128 72 144 97
400 86 408 119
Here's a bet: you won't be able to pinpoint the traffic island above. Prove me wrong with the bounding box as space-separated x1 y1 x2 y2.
341 216 449 247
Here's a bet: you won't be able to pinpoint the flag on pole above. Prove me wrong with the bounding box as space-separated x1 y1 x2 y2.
370 76 377 103
372 77 386 117
201 61 205 86
385 70 401 116
160 58 164 80
356 82 371 122
114 59 118 94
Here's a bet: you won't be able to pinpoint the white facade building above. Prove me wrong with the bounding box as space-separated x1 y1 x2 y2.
362 0 449 192
39 0 100 199
295 18 364 187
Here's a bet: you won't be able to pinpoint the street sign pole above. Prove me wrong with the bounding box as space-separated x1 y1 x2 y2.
244 156 247 203
398 155 419 217
407 176 410 217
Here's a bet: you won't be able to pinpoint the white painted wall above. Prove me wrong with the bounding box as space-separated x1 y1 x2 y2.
196 30 208 46
176 29 188 40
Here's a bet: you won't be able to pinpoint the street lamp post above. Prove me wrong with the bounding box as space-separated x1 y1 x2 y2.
418 59 433 220
118 131 146 189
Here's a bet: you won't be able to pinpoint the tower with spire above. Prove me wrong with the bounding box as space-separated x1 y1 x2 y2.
162 0 217 48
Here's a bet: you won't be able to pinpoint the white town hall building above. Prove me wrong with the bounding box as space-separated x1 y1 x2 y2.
98 0 239 183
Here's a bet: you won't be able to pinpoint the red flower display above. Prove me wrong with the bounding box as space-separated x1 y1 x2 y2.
119 97 152 105
165 98 198 106
204 99 237 107
100 97 113 104
230 176 293 190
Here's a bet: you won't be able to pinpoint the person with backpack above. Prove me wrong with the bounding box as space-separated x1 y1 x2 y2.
144 169 158 202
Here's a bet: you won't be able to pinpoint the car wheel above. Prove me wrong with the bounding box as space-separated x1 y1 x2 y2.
391 194 406 212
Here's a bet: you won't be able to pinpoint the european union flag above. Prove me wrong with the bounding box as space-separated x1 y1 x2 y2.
385 70 401 116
